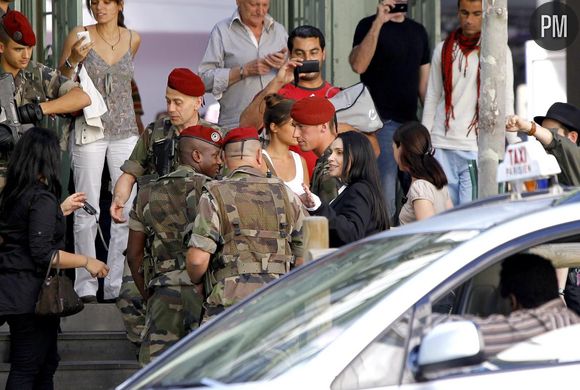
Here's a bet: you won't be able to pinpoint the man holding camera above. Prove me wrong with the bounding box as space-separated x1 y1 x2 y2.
349 0 431 226
240 25 339 178
0 10 90 191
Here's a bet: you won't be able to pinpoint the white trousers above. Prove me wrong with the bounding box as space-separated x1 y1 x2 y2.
70 136 138 299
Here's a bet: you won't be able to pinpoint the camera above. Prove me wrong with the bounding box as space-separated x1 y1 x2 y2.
295 60 320 74
0 73 44 153
293 60 320 86
390 2 408 13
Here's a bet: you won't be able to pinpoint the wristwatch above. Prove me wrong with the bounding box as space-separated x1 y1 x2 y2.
239 65 245 80
64 58 74 69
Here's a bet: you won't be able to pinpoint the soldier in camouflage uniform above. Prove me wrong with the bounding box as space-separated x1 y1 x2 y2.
187 127 308 321
291 96 340 203
114 68 221 349
127 124 223 365
0 10 90 191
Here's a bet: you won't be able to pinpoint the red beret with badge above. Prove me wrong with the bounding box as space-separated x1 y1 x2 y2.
291 96 335 125
222 127 260 146
1 10 36 46
167 68 205 97
179 125 223 148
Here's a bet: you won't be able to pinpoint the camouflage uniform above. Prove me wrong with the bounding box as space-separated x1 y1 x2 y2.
120 115 220 180
116 115 221 349
0 62 77 191
128 165 209 365
311 145 341 204
189 166 308 321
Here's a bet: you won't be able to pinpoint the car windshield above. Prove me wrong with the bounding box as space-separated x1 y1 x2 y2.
139 231 478 388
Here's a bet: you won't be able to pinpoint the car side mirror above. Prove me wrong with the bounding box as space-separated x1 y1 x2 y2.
414 321 485 381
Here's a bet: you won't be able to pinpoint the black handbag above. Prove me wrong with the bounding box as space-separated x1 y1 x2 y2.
35 250 84 317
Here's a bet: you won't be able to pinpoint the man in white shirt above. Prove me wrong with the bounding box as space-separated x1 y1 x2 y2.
198 0 288 131
421 0 514 205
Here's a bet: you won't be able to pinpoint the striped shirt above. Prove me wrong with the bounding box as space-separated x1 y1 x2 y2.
432 299 580 356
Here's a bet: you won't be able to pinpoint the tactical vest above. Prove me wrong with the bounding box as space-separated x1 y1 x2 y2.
205 175 295 283
148 117 177 177
146 169 209 281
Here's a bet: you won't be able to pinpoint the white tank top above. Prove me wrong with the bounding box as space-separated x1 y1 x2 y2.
263 150 305 195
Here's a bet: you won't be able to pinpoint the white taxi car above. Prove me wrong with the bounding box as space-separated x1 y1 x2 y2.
117 140 580 389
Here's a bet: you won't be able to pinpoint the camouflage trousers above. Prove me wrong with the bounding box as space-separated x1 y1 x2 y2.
116 261 146 348
139 284 203 366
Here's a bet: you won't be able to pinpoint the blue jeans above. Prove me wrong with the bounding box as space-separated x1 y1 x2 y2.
376 120 401 225
434 148 478 206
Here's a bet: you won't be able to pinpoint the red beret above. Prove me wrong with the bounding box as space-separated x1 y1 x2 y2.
1 10 36 46
291 96 335 126
223 127 260 146
167 68 205 97
179 125 223 147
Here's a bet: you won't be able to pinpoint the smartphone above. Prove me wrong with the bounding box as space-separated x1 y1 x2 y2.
390 2 408 13
76 31 91 44
82 201 97 216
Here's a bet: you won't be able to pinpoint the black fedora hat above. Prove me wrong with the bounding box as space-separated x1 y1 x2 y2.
534 102 580 133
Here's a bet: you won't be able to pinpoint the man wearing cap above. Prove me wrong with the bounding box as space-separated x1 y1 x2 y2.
506 102 580 316
291 96 340 204
0 10 90 191
113 68 220 349
186 127 308 322
127 125 223 365
240 25 341 178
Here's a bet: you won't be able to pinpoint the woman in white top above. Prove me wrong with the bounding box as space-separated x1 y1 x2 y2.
393 122 453 225
261 94 309 194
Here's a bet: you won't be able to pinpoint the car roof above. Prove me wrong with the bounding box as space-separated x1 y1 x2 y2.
377 188 580 236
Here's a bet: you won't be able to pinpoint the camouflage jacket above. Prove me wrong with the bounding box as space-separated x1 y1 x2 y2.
120 115 221 180
189 166 308 308
0 62 77 191
311 145 340 204
128 165 211 287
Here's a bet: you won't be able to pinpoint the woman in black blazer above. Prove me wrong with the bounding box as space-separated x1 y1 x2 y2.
301 131 389 247
0 127 109 389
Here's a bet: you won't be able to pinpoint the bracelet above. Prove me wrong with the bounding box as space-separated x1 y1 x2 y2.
239 65 245 80
528 121 537 136
64 58 75 69
559 287 565 296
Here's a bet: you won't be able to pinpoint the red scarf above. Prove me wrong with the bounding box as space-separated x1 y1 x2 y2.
441 28 481 135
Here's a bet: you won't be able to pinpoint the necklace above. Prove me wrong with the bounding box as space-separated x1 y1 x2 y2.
95 26 121 51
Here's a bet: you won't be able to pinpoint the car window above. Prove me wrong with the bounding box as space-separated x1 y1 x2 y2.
132 231 475 388
407 233 580 383
331 309 412 390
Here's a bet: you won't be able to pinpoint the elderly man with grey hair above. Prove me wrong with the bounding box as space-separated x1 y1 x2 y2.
199 0 288 131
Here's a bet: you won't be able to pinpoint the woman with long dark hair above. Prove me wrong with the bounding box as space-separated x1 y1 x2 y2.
262 94 309 194
58 0 141 301
393 122 452 224
0 127 109 388
301 131 389 247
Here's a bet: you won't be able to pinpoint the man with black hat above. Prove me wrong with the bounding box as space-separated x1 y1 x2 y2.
186 127 308 322
113 67 221 350
506 102 580 187
0 10 90 191
127 125 223 365
506 102 580 315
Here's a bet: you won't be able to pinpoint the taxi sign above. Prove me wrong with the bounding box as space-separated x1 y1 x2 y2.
497 139 561 183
